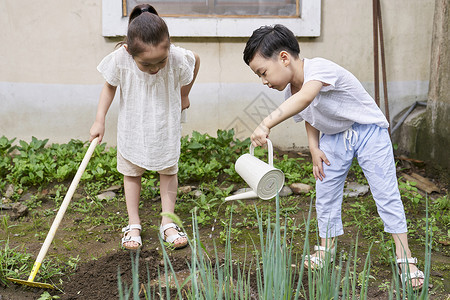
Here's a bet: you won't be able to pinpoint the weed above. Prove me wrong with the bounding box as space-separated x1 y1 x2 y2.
432 194 450 228
0 240 34 285
0 136 16 179
398 179 424 208
178 129 250 183
219 225 242 243
37 291 60 300
1 215 12 234
275 154 314 185
349 158 368 185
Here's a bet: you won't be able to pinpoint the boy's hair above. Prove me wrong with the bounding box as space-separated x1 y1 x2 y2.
243 24 300 65
123 4 170 56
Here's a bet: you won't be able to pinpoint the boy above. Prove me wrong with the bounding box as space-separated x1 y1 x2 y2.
243 24 424 289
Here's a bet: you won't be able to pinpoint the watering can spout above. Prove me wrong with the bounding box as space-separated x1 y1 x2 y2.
225 190 258 201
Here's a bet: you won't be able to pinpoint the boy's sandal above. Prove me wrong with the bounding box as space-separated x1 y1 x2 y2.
304 245 336 269
160 223 188 250
121 224 142 250
396 257 425 290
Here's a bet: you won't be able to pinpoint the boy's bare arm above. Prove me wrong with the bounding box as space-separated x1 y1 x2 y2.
251 80 323 146
305 121 330 181
90 82 117 142
181 52 200 110
305 121 320 150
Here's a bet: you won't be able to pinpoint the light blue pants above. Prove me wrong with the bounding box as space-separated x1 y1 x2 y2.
315 123 407 238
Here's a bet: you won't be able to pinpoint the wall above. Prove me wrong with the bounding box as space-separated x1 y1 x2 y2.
416 0 450 171
0 0 435 150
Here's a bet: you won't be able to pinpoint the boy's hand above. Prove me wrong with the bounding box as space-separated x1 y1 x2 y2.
310 147 330 181
90 121 105 143
251 124 270 147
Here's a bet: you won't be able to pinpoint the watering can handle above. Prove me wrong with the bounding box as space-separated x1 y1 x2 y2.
249 139 274 166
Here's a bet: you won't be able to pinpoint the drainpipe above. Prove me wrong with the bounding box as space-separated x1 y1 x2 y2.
391 101 427 134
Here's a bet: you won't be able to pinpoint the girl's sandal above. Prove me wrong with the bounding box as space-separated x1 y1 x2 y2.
304 245 336 270
160 223 188 250
396 257 425 290
121 224 142 250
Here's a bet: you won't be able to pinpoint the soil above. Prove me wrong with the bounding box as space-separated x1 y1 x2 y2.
1 153 449 300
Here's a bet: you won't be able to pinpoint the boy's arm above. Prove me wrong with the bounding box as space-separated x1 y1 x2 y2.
181 52 200 110
305 121 330 181
251 80 323 146
90 82 117 143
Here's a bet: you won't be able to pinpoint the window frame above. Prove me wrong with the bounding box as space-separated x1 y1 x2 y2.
102 0 321 37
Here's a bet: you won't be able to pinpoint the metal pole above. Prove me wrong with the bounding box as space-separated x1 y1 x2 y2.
373 0 380 107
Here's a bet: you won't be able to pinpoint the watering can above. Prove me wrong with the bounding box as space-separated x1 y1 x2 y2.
225 139 284 201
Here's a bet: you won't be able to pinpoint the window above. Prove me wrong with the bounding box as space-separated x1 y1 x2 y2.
102 0 320 37
125 0 299 17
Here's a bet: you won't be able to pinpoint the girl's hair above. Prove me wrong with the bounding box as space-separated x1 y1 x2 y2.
243 24 300 65
120 4 170 57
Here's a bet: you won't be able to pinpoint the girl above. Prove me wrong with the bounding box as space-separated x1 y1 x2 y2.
89 4 200 250
244 24 424 289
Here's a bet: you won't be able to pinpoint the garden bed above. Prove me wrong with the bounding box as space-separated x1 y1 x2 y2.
0 132 448 299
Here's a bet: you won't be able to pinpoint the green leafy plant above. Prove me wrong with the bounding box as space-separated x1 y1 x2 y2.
431 194 449 229
37 292 60 300
349 158 368 185
0 240 34 286
274 154 315 185
189 192 221 225
178 129 250 183
0 136 16 179
398 179 424 208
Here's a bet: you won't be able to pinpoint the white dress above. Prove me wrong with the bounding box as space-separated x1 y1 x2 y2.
97 44 195 170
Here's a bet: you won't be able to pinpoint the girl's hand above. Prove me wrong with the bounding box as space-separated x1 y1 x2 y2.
310 147 330 181
181 95 190 110
251 124 270 147
90 121 105 143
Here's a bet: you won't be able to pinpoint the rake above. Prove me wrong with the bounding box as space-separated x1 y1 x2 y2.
7 137 98 289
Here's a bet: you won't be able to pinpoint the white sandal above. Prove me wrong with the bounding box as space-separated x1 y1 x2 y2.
121 224 142 250
304 245 336 269
159 223 188 249
396 257 425 290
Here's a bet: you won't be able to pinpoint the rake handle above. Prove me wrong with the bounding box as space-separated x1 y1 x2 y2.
27 137 98 282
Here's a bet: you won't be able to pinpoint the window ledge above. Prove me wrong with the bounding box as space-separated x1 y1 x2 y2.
102 0 321 37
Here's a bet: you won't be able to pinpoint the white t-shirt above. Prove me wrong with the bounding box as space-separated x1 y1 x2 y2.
97 44 195 170
285 58 388 135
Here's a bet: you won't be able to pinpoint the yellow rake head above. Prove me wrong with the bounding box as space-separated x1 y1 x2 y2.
7 277 55 289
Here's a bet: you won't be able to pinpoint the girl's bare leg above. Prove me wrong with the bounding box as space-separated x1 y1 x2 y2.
123 175 142 248
303 237 336 269
160 174 187 247
392 233 424 288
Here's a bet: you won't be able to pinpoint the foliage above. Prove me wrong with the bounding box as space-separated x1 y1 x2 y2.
178 129 250 183
398 179 424 208
274 154 314 185
0 137 120 189
0 130 314 198
349 158 368 185
0 240 33 286
0 136 16 179
432 194 449 228
37 292 60 300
